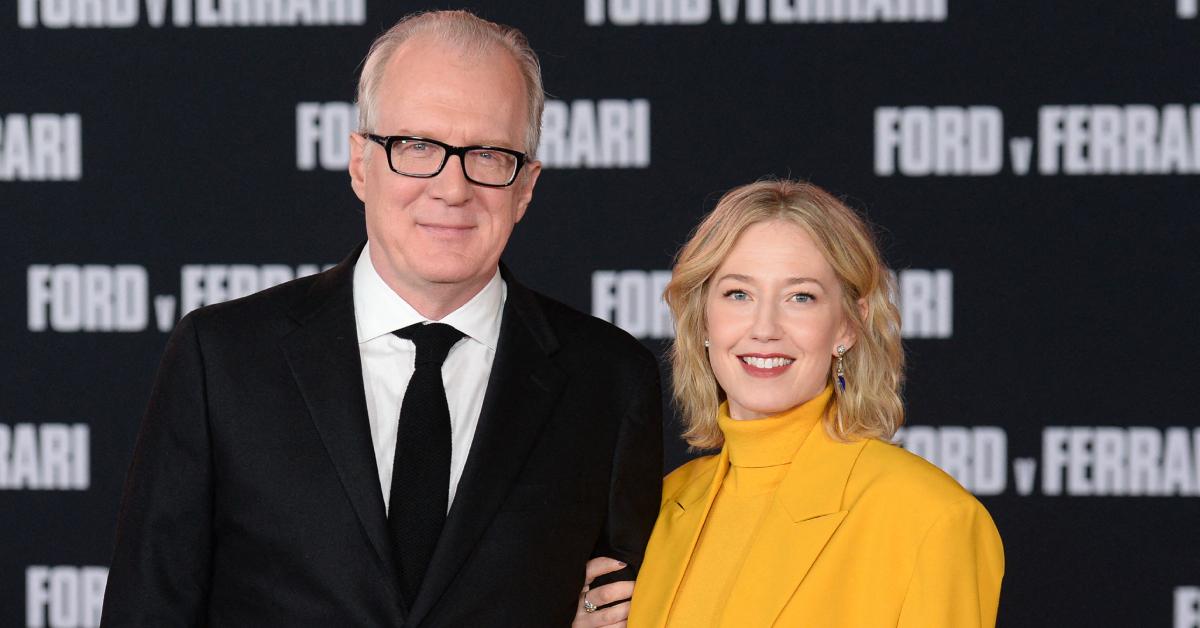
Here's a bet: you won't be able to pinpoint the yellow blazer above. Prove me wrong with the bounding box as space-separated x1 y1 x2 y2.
629 423 1004 628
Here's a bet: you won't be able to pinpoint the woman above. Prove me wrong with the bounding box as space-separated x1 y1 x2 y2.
575 179 1003 628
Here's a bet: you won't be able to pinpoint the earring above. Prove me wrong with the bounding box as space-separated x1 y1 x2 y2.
835 345 847 391
704 339 710 348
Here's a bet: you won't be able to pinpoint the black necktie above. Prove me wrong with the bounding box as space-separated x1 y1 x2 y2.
389 322 465 604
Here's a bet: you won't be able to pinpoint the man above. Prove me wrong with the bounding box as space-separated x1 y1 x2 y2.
101 10 661 627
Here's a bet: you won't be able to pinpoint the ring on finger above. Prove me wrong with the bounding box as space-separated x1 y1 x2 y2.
583 594 598 613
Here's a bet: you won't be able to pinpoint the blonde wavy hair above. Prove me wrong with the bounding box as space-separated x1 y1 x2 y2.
665 179 904 449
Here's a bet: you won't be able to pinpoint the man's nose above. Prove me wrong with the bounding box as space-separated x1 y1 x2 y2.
427 154 474 205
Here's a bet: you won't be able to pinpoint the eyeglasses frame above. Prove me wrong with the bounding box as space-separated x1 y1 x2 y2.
363 133 528 188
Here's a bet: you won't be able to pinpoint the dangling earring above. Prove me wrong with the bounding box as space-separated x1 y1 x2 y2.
704 339 710 348
835 345 847 391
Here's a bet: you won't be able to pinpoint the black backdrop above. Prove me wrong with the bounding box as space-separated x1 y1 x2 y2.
4 1 1199 626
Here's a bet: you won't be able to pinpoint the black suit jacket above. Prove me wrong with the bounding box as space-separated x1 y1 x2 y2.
101 248 663 627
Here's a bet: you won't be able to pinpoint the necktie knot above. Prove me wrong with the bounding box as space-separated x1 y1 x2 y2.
394 322 465 367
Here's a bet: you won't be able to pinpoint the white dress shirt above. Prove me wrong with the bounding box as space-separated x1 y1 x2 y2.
353 242 505 513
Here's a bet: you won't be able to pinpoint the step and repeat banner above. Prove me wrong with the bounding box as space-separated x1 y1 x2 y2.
3 1 1199 626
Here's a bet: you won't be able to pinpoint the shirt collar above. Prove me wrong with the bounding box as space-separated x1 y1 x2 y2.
353 241 505 350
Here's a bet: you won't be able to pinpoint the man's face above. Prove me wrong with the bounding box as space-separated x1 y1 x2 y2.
349 35 540 305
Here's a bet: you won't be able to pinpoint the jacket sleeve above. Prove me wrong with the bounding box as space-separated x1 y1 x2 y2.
896 497 1005 628
101 313 214 626
590 357 664 586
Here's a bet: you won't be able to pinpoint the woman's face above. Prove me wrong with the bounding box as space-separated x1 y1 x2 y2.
704 219 855 420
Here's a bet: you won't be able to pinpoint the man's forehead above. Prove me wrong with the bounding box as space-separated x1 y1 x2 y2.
382 38 522 95
374 37 528 143
385 34 516 82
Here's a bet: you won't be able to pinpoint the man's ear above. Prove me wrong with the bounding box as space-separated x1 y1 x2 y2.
512 159 541 223
349 133 367 203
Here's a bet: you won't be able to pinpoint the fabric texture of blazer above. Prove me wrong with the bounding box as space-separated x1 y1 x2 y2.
629 418 1004 628
100 245 663 627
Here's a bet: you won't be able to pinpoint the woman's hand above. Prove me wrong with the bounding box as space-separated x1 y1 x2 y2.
572 556 635 628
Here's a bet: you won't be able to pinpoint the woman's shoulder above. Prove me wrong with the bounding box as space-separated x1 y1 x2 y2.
847 438 985 515
660 453 721 503
849 438 1004 566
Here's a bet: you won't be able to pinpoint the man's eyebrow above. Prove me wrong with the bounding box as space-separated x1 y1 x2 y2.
383 131 519 149
474 139 520 148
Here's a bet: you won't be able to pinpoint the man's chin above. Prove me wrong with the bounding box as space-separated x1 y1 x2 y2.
413 263 490 288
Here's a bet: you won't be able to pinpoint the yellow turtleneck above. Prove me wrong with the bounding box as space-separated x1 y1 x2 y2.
664 386 832 628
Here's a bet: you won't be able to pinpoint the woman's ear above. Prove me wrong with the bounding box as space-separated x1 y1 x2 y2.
836 297 867 352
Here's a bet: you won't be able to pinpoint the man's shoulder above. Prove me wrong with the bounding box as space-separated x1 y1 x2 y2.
523 286 655 368
181 268 330 340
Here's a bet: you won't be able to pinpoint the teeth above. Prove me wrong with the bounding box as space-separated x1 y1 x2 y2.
741 356 794 369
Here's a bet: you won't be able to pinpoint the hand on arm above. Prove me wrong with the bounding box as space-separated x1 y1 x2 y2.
593 358 663 579
573 557 635 628
576 358 662 628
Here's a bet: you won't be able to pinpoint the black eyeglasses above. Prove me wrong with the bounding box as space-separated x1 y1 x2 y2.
363 134 527 188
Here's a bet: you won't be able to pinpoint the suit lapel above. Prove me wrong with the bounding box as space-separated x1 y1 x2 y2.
405 269 566 626
718 425 868 627
278 246 404 612
635 450 727 628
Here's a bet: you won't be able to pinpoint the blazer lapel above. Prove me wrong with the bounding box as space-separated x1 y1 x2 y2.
279 246 404 611
718 425 868 627
405 268 567 626
635 450 728 628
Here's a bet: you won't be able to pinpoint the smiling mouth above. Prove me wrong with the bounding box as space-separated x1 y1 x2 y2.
740 355 795 369
738 354 796 378
419 223 474 234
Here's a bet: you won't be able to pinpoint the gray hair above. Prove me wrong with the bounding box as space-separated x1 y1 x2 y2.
355 10 545 156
